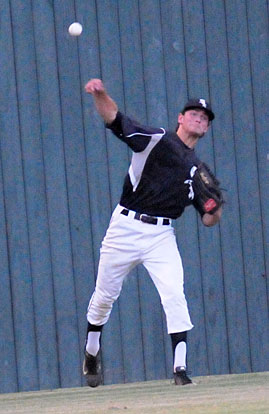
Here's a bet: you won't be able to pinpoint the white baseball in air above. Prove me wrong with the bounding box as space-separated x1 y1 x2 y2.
68 22 83 36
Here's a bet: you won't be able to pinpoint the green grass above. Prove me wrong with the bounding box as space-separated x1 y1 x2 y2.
0 372 268 414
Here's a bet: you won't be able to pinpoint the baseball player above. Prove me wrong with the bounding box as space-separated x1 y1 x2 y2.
83 79 223 387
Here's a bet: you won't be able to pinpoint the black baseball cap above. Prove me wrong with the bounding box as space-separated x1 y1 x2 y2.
182 98 215 121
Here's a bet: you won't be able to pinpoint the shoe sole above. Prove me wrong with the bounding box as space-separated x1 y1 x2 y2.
85 374 102 388
83 358 102 388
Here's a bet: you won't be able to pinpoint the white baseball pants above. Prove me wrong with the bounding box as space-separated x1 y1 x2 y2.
87 204 193 334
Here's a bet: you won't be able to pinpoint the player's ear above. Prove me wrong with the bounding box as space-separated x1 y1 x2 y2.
177 113 184 125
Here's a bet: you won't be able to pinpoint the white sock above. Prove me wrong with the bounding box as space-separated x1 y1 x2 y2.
86 332 101 357
174 342 187 372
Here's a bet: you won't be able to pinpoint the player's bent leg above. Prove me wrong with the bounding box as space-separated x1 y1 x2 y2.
84 284 126 387
87 254 137 326
84 287 122 387
84 238 139 387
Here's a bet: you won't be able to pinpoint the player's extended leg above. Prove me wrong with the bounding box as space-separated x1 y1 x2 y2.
142 227 193 385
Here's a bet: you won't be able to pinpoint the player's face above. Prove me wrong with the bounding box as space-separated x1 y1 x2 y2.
178 109 209 137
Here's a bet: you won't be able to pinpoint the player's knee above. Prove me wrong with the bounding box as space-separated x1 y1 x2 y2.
94 293 114 309
87 292 114 326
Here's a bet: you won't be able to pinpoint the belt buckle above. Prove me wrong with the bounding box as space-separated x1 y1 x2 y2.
139 214 147 222
139 214 157 225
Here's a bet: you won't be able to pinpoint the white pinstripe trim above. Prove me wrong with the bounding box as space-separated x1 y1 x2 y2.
126 128 165 138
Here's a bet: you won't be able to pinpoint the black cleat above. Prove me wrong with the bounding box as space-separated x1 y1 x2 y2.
174 366 192 385
83 350 102 388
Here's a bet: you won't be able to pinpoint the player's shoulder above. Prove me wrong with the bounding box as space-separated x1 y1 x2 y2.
120 112 165 137
108 111 166 138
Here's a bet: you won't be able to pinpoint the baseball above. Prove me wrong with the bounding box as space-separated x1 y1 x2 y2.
68 22 83 36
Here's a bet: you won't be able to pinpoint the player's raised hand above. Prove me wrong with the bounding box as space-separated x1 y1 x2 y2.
85 78 118 123
85 79 106 95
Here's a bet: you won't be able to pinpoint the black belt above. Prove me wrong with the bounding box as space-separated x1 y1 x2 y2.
121 208 170 225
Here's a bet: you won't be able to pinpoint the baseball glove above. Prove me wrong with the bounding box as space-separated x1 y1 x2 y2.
192 163 223 215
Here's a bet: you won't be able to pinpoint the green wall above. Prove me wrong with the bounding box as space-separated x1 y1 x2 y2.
0 0 268 392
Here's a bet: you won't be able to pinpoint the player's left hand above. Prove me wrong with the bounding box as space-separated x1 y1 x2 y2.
192 162 224 216
202 206 222 226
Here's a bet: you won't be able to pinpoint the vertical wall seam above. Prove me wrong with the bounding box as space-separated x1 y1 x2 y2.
202 0 231 374
158 0 172 377
51 1 66 387
73 0 99 344
115 0 127 384
95 1 113 215
30 0 60 390
0 1 18 388
245 0 268 307
223 0 253 372
8 0 39 391
136 0 149 381
181 0 210 375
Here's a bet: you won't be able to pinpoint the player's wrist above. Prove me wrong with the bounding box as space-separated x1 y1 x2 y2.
202 209 221 226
